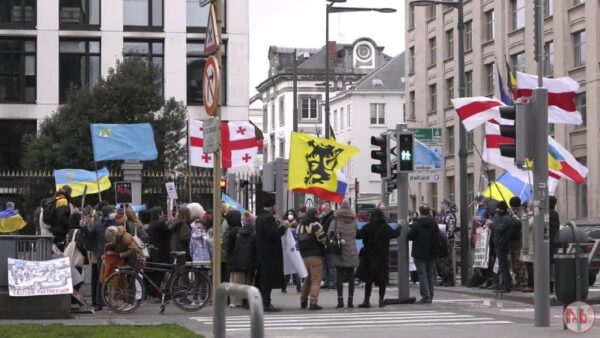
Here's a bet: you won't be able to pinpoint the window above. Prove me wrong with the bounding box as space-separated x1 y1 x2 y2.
544 0 553 17
60 0 100 28
409 46 415 74
370 103 385 125
446 77 454 106
427 4 436 20
124 40 164 93
123 0 162 28
486 169 496 183
0 0 35 27
485 63 494 95
270 101 275 130
573 0 585 6
511 52 525 72
446 126 454 154
278 97 285 126
446 30 454 58
333 109 338 131
300 96 319 120
446 176 455 204
576 157 587 218
0 39 36 103
466 130 474 151
340 107 345 131
408 5 415 29
467 173 474 215
512 0 524 30
465 71 473 97
187 0 224 31
544 41 554 76
465 21 472 51
430 183 438 209
0 119 36 170
187 42 207 105
269 135 275 161
429 84 437 115
573 30 586 67
279 139 285 158
429 37 436 66
59 40 100 102
575 92 586 128
484 10 495 41
262 106 267 132
409 91 415 120
347 105 351 127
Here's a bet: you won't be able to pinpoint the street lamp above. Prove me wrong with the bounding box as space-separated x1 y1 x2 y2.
324 1 397 139
409 0 469 286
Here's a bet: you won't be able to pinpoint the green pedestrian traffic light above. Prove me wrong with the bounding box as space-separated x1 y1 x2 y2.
398 133 414 172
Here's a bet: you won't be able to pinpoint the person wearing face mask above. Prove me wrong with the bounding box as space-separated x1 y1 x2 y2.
254 198 288 312
82 205 117 311
282 209 302 293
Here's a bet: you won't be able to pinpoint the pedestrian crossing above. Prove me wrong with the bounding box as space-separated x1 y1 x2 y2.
190 310 513 331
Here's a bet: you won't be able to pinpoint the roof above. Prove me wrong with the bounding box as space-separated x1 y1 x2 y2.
352 52 405 91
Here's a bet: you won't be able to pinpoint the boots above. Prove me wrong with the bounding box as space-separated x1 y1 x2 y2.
347 296 354 308
336 297 344 309
358 298 371 308
379 297 386 308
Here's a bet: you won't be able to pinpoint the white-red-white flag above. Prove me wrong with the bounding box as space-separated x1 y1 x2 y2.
513 72 582 125
188 119 259 168
451 97 504 131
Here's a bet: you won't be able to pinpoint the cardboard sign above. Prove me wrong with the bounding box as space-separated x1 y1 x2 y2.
165 182 178 200
115 182 133 204
8 257 73 297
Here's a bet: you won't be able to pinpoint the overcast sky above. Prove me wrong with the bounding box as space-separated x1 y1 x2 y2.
249 0 406 95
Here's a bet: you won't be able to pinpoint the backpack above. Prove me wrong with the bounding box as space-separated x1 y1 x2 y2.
42 198 57 227
432 228 449 258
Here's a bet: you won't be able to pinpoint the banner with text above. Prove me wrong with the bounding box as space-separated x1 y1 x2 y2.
8 257 73 297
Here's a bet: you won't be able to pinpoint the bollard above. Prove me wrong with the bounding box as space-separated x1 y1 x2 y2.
214 282 264 338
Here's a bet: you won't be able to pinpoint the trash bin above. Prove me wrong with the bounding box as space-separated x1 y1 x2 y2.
554 253 589 305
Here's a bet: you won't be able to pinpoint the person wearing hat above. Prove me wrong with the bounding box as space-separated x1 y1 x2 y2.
492 201 514 294
255 198 288 312
297 207 327 310
508 197 529 291
330 201 359 308
438 198 457 286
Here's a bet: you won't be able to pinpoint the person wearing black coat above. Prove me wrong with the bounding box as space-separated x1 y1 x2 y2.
169 207 192 259
356 208 399 308
408 205 438 304
254 199 287 312
548 196 560 293
223 210 245 307
492 201 514 293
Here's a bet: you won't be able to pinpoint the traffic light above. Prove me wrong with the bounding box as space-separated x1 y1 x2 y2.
397 132 414 172
498 102 531 167
219 178 226 191
370 133 390 177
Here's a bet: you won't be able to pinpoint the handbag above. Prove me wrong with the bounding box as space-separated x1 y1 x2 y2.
131 222 150 258
327 220 342 255
64 229 85 267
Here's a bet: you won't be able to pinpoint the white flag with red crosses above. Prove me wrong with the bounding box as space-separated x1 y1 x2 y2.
189 119 259 168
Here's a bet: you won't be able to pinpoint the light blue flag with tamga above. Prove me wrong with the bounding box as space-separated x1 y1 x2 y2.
90 123 158 162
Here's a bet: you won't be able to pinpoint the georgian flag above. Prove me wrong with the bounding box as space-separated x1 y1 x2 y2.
513 72 582 125
189 119 259 168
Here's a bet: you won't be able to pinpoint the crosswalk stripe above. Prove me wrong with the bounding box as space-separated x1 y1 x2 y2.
190 309 513 330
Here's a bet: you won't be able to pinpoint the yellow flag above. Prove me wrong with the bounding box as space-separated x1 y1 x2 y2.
288 132 359 193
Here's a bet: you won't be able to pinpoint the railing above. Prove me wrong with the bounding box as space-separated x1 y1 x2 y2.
214 282 264 338
0 235 54 287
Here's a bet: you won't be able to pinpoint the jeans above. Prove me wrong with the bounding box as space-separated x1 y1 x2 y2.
323 254 336 287
415 258 436 301
283 274 302 291
301 257 324 304
496 245 510 291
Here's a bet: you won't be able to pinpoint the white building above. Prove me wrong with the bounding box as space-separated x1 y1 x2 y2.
330 53 406 208
255 38 391 164
0 0 249 170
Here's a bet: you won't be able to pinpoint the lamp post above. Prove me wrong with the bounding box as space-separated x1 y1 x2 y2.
411 0 469 285
324 0 396 138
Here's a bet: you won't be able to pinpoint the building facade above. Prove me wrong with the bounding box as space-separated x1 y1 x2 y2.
0 0 249 170
405 0 598 220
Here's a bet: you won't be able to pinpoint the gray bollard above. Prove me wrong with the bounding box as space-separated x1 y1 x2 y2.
214 282 264 338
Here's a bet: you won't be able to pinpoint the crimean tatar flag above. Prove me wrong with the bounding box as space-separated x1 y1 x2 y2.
288 132 358 203
54 167 111 197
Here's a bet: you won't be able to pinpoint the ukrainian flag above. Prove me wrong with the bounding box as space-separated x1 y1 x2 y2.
54 167 111 197
0 209 26 233
482 171 532 204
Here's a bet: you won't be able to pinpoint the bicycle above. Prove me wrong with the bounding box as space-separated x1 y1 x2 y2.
101 251 211 314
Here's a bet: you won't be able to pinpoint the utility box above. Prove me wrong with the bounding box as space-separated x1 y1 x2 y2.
554 253 589 305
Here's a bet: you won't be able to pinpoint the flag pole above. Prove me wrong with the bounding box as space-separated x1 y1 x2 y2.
187 119 193 203
94 162 102 202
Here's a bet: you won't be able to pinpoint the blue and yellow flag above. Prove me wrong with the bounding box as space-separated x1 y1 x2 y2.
54 167 111 197
482 171 532 204
0 209 26 233
222 194 246 213
288 132 358 201
90 123 158 162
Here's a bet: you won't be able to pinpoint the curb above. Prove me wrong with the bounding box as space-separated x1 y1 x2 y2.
435 286 600 306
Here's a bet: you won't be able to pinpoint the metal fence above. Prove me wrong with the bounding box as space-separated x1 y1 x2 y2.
0 235 54 287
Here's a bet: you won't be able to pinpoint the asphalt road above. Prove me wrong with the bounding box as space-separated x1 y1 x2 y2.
4 283 599 338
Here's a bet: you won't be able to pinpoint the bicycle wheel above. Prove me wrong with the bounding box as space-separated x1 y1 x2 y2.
169 267 211 312
102 269 146 314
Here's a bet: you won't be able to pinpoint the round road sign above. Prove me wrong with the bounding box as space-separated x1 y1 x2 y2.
203 56 220 116
563 301 595 333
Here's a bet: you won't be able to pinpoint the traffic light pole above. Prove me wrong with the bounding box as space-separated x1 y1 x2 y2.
533 0 550 327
